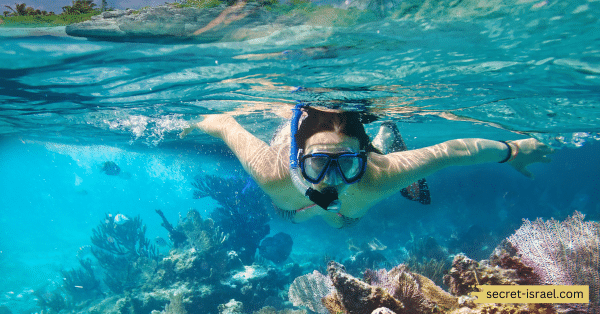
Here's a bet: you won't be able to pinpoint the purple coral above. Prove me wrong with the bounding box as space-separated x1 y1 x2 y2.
507 211 600 307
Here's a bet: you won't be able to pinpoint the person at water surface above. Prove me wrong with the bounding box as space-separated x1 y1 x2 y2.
181 105 554 229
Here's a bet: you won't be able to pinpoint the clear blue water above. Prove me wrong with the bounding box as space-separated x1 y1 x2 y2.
1 0 600 312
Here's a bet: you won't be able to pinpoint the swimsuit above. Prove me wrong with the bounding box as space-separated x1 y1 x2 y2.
273 203 361 228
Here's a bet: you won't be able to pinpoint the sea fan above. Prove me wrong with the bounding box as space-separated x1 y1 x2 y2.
288 270 334 314
507 211 600 311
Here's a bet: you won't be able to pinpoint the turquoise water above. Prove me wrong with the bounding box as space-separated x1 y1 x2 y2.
1 0 600 313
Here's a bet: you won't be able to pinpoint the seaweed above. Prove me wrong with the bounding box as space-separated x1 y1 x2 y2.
192 174 270 264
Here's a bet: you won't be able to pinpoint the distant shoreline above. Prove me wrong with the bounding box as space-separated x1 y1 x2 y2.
0 26 68 37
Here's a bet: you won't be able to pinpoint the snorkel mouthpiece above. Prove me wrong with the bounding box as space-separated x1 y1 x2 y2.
306 187 341 212
290 103 341 212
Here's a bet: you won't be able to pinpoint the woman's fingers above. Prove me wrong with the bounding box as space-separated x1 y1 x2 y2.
179 116 206 138
179 126 195 139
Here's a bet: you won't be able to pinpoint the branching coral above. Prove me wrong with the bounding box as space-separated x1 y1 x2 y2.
177 209 228 255
156 209 187 248
91 213 158 261
61 258 102 302
156 209 233 286
192 174 270 264
90 213 159 293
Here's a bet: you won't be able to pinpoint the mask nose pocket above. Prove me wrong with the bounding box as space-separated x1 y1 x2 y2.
322 161 343 185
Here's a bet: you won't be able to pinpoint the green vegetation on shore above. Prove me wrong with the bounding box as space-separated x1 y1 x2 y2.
1 0 102 27
0 0 376 28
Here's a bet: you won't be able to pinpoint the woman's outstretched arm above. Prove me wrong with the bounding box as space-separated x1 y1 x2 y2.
362 138 553 197
180 114 289 189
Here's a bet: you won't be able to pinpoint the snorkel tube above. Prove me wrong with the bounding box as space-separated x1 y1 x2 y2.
290 103 342 212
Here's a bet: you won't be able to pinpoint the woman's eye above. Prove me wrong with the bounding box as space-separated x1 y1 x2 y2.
310 157 328 168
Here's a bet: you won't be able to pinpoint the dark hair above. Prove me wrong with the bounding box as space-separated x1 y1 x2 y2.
295 107 380 153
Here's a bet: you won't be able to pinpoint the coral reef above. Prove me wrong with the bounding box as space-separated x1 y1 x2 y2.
507 212 600 293
218 299 243 314
443 252 539 297
65 208 295 314
440 212 600 314
405 236 451 287
473 303 556 314
252 306 307 314
176 209 229 258
289 261 457 314
193 174 270 264
156 209 187 248
31 209 600 314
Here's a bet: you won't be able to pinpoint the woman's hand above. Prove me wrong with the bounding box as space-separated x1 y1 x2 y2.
179 114 235 139
508 138 554 178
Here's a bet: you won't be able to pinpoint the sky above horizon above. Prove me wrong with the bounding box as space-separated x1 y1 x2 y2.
1 0 160 14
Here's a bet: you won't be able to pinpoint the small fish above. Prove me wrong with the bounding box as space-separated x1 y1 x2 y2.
114 213 130 225
101 161 121 176
154 236 168 247
76 245 93 259
259 232 293 264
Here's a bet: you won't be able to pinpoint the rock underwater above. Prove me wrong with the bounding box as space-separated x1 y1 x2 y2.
65 3 302 42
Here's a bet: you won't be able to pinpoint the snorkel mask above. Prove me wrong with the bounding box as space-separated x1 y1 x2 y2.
290 103 341 212
290 103 367 212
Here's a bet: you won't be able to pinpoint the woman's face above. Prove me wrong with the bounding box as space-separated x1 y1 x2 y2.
303 131 361 192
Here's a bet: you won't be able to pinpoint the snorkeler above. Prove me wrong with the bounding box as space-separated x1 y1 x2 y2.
180 105 553 229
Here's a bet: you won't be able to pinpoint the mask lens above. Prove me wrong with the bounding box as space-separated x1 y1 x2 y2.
338 155 363 181
303 156 330 181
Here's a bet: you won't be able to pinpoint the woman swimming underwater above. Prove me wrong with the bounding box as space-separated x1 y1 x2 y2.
180 105 553 229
